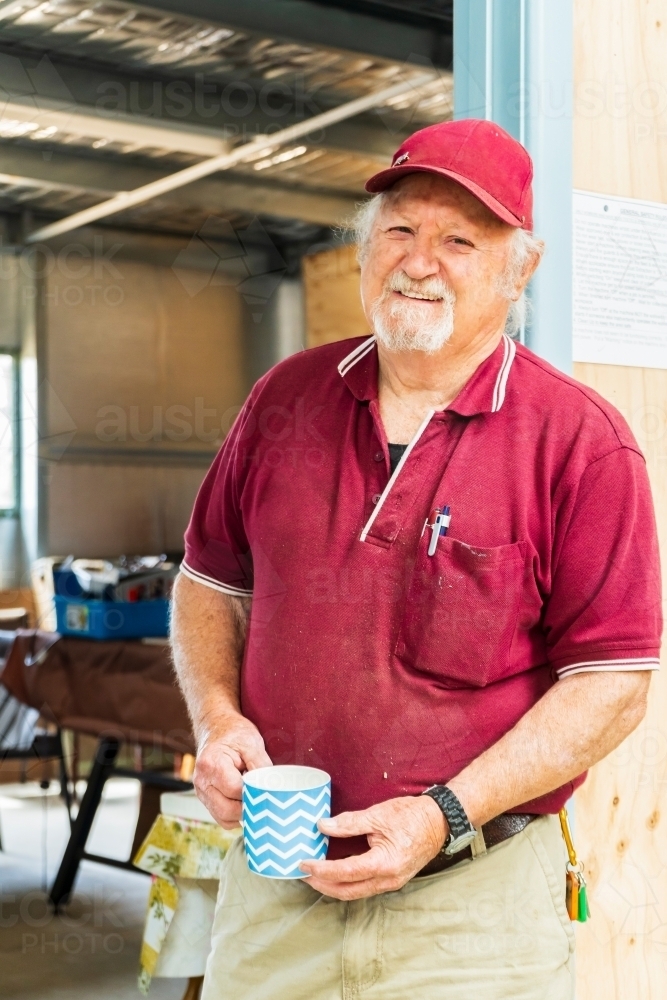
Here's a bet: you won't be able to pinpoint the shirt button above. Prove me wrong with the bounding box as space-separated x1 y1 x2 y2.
373 451 384 462
372 493 382 504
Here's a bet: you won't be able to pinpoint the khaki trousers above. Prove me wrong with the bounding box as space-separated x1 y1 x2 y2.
202 814 575 1000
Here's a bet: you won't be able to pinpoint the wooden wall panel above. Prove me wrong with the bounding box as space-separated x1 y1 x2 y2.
302 244 368 348
573 4 667 998
46 261 246 444
572 363 667 999
44 261 246 557
574 1 667 201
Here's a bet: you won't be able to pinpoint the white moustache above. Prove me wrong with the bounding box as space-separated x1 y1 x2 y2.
387 272 453 302
371 271 456 354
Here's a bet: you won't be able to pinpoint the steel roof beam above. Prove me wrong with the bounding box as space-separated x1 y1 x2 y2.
0 146 357 228
0 44 419 159
26 73 432 242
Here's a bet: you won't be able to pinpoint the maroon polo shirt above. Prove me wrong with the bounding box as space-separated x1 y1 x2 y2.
183 335 662 859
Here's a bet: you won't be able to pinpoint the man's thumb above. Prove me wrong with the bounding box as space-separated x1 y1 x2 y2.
242 744 273 771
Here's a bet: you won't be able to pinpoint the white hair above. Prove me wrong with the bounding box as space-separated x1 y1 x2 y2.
350 193 544 339
498 228 545 336
351 194 385 265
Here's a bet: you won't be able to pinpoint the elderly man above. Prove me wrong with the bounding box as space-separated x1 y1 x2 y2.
172 120 661 1000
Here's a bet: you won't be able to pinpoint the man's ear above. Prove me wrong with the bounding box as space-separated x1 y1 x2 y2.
510 241 544 301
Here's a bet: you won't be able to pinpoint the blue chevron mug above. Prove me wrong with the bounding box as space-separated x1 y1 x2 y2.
242 765 331 879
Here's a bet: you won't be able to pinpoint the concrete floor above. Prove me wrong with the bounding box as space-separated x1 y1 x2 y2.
0 779 187 1000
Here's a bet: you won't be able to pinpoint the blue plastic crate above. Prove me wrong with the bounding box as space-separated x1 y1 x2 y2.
54 595 169 640
53 568 84 599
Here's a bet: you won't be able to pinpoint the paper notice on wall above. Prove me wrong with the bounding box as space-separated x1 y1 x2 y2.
573 190 667 368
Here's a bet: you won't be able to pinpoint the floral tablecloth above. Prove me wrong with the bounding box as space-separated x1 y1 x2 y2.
133 813 240 993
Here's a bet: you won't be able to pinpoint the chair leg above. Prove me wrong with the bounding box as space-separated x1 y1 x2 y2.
72 731 80 804
55 729 73 828
181 977 204 1000
49 735 120 910
130 782 163 860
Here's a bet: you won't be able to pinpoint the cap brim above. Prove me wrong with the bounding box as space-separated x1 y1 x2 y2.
364 164 526 229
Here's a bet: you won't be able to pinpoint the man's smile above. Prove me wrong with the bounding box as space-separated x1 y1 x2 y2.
393 290 443 301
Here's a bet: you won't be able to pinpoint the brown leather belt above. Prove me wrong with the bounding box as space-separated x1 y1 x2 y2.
414 813 539 877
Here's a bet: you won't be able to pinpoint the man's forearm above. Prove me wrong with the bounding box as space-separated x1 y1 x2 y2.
172 574 269 826
448 669 651 827
171 573 250 743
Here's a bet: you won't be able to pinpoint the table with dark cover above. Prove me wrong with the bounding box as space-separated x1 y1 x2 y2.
1 630 194 754
1 630 194 906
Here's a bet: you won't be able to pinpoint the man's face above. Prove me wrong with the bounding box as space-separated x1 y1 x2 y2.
360 173 518 354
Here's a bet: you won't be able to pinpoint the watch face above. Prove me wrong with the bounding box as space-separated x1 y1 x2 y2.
444 828 477 856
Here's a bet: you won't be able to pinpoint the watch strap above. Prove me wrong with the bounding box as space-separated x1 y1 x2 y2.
422 785 474 843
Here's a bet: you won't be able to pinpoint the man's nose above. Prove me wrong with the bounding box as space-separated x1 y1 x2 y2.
399 238 440 280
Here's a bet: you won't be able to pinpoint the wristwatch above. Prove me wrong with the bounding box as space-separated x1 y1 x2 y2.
422 785 477 856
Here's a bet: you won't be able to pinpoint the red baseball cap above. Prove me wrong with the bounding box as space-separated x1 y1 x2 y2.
365 119 534 231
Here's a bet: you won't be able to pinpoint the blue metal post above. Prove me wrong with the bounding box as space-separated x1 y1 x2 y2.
524 1 572 374
453 0 572 373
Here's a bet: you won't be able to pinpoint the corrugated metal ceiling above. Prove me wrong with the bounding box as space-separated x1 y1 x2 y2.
0 0 451 114
0 0 453 240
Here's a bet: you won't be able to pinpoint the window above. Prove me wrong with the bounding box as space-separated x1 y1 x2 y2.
0 353 18 515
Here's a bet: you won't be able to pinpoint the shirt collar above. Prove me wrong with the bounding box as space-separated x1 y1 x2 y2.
337 336 378 401
338 334 517 415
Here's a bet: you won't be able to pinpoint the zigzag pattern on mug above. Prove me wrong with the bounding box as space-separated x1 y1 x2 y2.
244 824 328 845
243 787 330 810
248 857 318 877
243 803 330 828
245 838 329 861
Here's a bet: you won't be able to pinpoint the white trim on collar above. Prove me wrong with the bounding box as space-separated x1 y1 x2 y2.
359 407 435 543
338 336 376 377
339 332 516 412
491 334 516 412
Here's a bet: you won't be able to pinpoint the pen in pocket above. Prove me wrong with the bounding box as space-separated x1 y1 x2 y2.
423 505 451 556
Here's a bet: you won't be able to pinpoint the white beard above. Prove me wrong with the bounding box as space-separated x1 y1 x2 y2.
371 271 456 354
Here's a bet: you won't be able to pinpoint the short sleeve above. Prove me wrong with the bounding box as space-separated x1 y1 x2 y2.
545 447 662 679
181 398 255 596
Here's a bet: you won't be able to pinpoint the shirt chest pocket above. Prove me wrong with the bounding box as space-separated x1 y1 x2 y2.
395 537 526 688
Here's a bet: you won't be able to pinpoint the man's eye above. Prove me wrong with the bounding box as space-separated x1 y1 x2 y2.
387 226 414 234
451 237 473 247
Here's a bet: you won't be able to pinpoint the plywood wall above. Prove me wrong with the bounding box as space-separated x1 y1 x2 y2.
44 260 246 556
46 260 246 447
573 4 667 998
302 244 368 348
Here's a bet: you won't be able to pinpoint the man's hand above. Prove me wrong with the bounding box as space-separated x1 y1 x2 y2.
194 715 272 829
299 795 447 899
